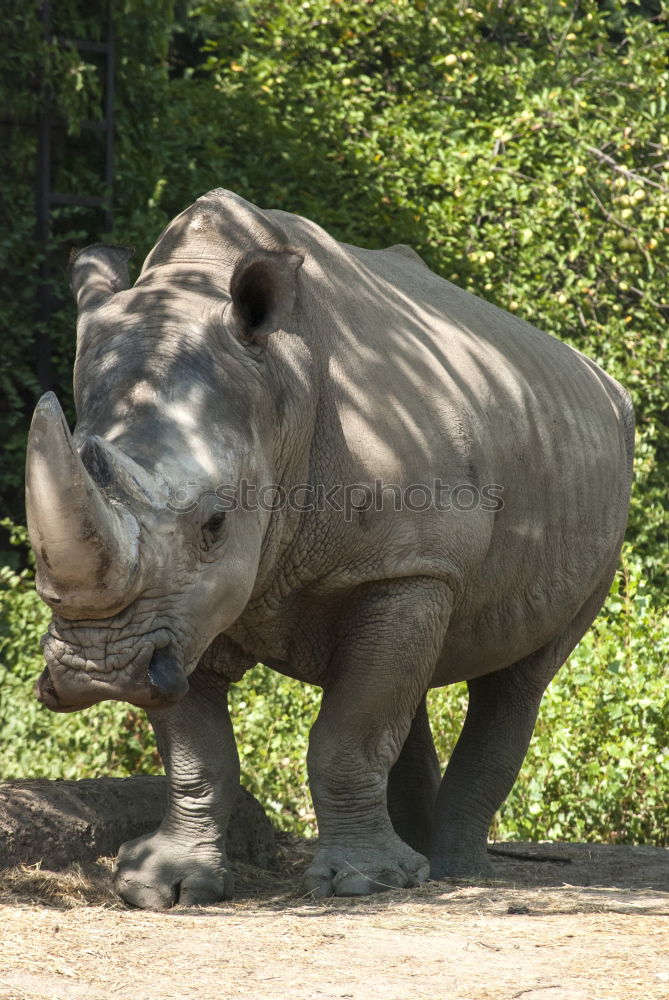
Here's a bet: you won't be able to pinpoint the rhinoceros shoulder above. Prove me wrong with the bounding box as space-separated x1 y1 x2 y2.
382 243 430 269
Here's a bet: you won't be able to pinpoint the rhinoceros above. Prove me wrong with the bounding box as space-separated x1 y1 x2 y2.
25 188 633 909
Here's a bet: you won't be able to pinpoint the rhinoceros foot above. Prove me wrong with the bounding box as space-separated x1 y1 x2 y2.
429 830 495 881
304 835 429 897
113 828 233 910
430 854 494 881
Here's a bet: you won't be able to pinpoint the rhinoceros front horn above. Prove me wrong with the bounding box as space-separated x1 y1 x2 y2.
25 392 141 619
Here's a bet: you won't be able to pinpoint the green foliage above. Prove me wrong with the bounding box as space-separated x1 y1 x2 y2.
0 0 176 523
499 555 669 844
0 521 162 779
229 666 319 832
3 0 668 563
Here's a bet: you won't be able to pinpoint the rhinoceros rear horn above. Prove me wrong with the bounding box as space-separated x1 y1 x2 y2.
25 392 141 619
230 249 303 345
69 244 135 312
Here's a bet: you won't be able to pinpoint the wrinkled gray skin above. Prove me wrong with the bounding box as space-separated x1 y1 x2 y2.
25 189 634 909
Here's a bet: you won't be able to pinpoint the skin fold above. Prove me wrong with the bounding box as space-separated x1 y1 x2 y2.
25 188 634 909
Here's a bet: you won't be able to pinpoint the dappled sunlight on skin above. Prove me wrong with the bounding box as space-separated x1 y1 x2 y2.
44 185 632 640
25 187 633 909
246 207 630 679
48 186 632 693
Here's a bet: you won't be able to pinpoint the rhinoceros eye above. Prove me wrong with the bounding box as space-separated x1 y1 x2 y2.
201 510 226 550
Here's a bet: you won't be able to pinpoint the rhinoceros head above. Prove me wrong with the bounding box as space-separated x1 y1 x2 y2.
26 190 303 712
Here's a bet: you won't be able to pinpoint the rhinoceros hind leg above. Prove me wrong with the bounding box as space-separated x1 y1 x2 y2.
429 654 548 880
387 694 441 856
430 570 618 880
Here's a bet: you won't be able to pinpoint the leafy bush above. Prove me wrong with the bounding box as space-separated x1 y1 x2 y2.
500 556 669 845
0 0 175 523
0 521 161 779
228 666 319 832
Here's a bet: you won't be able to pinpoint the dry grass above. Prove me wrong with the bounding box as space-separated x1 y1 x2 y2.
0 838 667 914
0 841 667 1000
0 859 119 910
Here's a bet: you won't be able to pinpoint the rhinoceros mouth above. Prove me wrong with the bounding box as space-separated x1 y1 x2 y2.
37 620 189 712
41 627 165 676
35 666 102 713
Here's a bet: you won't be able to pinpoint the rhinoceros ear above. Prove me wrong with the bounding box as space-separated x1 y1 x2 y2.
69 244 135 313
229 249 303 346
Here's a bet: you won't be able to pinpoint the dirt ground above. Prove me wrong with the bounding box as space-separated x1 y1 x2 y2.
0 839 667 1000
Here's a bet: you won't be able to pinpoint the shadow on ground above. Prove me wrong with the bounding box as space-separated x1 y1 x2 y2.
1 837 666 917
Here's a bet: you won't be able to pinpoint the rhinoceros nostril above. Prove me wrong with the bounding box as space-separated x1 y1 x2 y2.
147 645 189 706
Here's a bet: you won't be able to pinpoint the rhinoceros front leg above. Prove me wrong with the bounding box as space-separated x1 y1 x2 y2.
305 578 451 897
113 670 239 909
